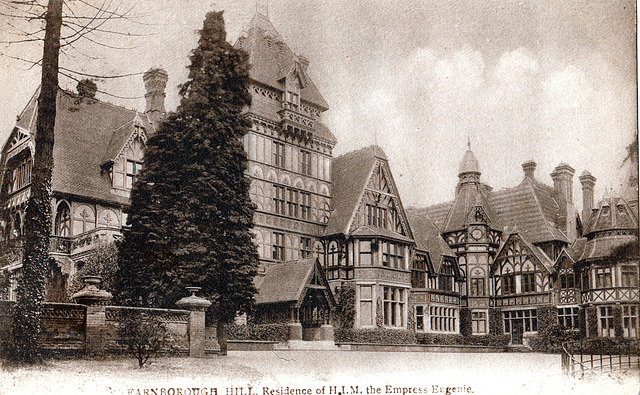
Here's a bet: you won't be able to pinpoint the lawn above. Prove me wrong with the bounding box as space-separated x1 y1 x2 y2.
1 351 637 395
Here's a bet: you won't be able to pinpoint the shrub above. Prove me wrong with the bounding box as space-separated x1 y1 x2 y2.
459 309 471 336
334 283 355 329
416 333 510 347
117 311 169 367
227 323 288 342
564 337 639 356
335 328 416 344
461 334 510 347
416 333 463 345
68 241 119 297
528 323 579 353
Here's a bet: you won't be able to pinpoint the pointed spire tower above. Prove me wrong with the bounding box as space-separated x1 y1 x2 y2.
256 0 269 19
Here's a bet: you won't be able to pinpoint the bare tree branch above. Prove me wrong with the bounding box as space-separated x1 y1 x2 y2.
62 19 152 37
59 65 143 79
59 70 145 100
0 50 41 69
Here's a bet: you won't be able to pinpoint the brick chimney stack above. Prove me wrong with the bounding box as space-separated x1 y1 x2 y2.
551 163 577 242
143 68 168 127
522 160 537 179
551 163 575 204
579 170 597 225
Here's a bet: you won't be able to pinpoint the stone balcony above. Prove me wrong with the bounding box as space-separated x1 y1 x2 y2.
1 227 122 259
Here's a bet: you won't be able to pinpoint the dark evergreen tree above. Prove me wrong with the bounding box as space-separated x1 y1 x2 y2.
114 11 258 355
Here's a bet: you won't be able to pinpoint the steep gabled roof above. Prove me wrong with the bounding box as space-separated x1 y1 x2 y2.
416 201 452 232
488 177 568 243
566 237 588 262
14 89 152 205
255 258 334 306
324 145 384 236
443 183 500 233
406 209 456 274
236 12 329 110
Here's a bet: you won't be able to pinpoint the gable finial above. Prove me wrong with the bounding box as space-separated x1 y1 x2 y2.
467 131 471 150
256 0 269 19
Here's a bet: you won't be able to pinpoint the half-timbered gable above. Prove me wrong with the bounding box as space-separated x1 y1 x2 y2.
490 233 555 338
405 209 462 334
551 245 584 331
322 145 414 329
492 233 553 299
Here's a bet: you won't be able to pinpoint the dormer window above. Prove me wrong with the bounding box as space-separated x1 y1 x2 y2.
285 76 301 110
286 91 299 108
125 160 142 188
112 136 144 190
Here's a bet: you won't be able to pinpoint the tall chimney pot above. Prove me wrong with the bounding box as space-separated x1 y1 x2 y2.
522 160 537 179
551 163 575 204
579 170 597 226
143 68 169 126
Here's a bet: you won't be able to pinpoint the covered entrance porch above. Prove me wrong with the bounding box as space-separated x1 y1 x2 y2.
254 258 336 345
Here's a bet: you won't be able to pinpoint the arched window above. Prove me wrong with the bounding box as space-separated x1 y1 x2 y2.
55 202 71 237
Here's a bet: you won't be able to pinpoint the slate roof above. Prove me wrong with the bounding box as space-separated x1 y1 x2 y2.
236 12 329 110
583 195 639 235
579 234 638 262
578 194 639 262
443 183 501 233
255 258 318 305
566 237 588 262
324 145 387 236
417 171 570 244
419 201 453 231
406 209 456 273
489 177 569 243
9 89 152 206
458 149 480 174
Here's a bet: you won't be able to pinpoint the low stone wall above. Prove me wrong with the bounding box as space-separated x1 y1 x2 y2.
228 340 279 351
0 301 87 354
104 306 190 354
0 295 206 357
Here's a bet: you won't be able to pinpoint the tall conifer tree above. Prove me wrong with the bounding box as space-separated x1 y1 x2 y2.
115 11 258 355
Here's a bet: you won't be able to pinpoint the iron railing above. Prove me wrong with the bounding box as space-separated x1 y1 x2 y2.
561 338 639 376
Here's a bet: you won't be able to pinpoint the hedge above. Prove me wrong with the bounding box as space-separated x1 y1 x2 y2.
335 328 416 344
416 333 509 347
563 337 639 356
227 323 289 342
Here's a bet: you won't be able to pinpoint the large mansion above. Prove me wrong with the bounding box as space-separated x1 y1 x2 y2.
0 8 637 343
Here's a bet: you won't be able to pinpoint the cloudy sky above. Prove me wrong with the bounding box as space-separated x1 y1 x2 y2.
0 0 636 209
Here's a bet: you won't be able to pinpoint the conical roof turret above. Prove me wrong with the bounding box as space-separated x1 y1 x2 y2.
458 149 480 176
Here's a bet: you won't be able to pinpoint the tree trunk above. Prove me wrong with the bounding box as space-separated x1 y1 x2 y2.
11 0 63 363
216 321 228 356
